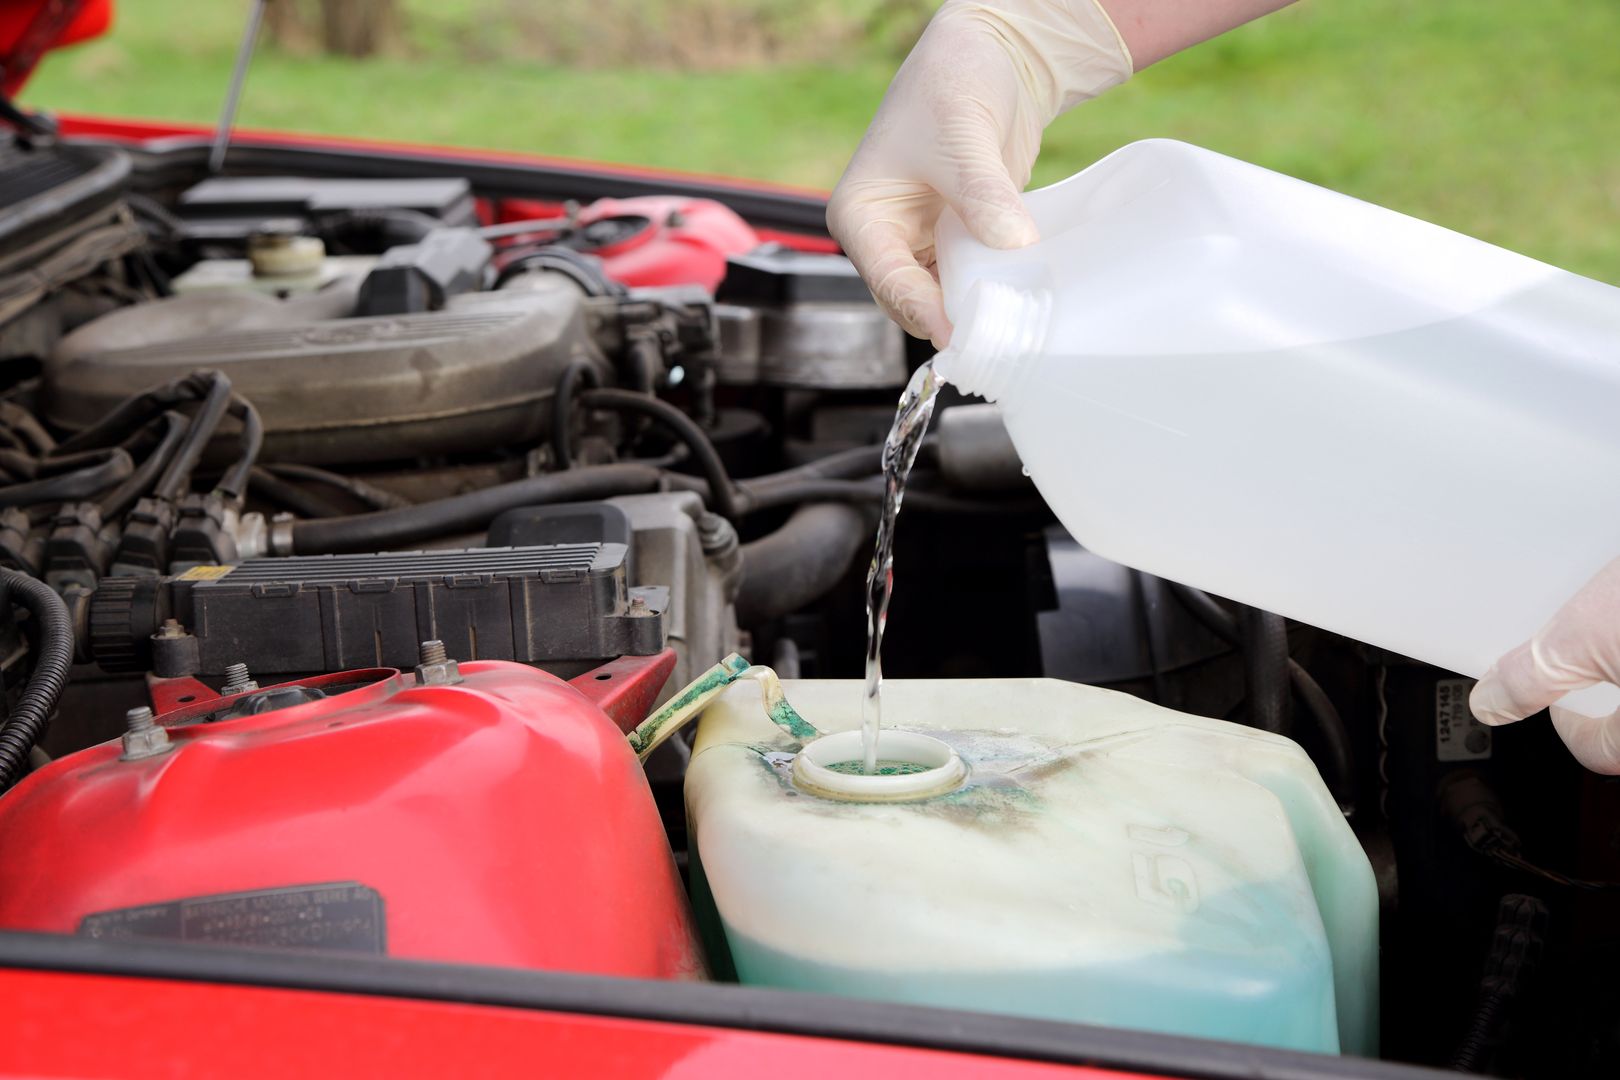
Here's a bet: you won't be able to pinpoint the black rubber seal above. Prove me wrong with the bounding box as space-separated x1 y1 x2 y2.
62 135 832 236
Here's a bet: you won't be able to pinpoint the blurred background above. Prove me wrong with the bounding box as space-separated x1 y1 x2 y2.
22 0 1620 282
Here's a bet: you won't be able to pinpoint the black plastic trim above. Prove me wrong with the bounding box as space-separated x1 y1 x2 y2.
60 134 833 236
0 143 129 255
0 930 1444 1080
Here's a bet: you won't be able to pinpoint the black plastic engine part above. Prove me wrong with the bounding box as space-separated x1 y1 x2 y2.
487 502 634 550
0 505 40 574
108 496 175 577
44 501 114 592
174 176 476 248
717 247 875 305
86 574 164 675
0 142 130 262
170 492 240 567
87 544 667 676
711 247 903 388
354 227 494 316
933 403 1030 492
1036 527 1231 698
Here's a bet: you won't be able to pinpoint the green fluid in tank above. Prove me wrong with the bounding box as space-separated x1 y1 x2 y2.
824 759 931 776
715 882 1346 1055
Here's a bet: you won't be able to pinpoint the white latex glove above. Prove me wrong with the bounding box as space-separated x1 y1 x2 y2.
1471 557 1620 774
826 0 1133 349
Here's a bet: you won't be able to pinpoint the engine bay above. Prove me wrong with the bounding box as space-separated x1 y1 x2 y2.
0 130 1615 1077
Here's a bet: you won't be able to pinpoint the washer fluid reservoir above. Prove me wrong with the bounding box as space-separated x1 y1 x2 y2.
685 678 1377 1055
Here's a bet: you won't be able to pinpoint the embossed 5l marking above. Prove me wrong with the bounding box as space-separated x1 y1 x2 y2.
1128 824 1199 913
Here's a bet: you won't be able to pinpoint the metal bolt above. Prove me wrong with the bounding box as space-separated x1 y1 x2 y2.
696 511 738 559
157 618 186 639
221 662 259 696
414 639 462 686
120 705 171 760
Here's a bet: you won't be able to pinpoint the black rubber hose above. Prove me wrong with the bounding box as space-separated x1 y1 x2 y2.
249 467 350 519
735 502 874 626
289 463 665 555
0 449 132 507
264 463 411 511
750 444 885 488
1450 990 1510 1073
0 569 74 792
621 335 661 396
1286 660 1357 813
0 404 54 456
733 474 1046 517
123 191 188 240
52 371 218 456
154 373 233 502
1242 607 1292 736
215 395 264 501
98 411 189 519
577 388 740 521
551 360 603 471
0 444 128 481
1169 582 1356 812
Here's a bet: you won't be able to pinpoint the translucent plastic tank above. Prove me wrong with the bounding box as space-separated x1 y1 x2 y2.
933 139 1620 716
685 678 1378 1055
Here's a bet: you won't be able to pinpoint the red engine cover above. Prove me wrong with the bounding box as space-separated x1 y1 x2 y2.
0 658 704 980
498 195 759 291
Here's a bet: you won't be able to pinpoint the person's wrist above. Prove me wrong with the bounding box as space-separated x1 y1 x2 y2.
935 0 1133 121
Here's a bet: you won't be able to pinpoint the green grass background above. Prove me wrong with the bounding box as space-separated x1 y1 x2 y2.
24 0 1620 282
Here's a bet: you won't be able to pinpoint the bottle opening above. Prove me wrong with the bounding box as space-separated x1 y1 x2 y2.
934 280 1050 403
792 729 967 802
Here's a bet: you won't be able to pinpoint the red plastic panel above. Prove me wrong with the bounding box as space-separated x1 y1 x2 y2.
572 195 759 291
0 660 700 980
0 968 1162 1080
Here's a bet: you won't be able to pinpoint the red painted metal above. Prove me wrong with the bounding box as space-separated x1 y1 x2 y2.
144 672 217 714
44 113 833 201
756 227 841 254
568 648 680 734
0 659 701 980
571 195 759 291
0 968 1162 1080
491 194 761 290
0 0 112 97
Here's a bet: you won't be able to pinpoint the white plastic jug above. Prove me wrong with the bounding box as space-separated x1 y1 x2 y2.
685 677 1378 1054
934 139 1620 715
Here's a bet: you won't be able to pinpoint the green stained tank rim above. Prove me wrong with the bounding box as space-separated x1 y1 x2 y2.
792 729 967 802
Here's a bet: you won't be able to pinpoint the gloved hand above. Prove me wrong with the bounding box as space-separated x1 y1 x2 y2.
1470 556 1620 774
826 0 1134 349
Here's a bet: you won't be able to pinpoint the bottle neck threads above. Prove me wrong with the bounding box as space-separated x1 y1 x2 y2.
934 280 1050 403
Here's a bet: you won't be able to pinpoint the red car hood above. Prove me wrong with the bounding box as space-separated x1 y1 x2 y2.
0 0 112 97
